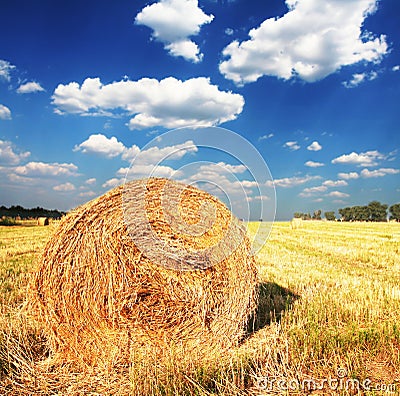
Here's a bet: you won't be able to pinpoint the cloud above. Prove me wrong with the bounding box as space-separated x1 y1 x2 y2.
266 175 321 188
258 133 274 141
133 140 198 165
0 104 12 120
323 179 348 187
126 164 179 178
392 65 400 72
219 0 388 85
0 60 15 82
121 145 141 161
327 191 350 198
126 141 198 178
307 141 322 151
53 182 76 192
52 77 244 129
299 180 348 197
305 160 324 167
78 190 97 198
331 150 385 167
360 168 399 178
14 162 79 177
304 185 328 193
197 162 246 175
165 40 203 63
102 178 123 189
135 0 214 62
283 141 300 151
298 185 327 198
342 71 378 88
185 174 256 198
85 178 96 185
74 134 127 158
16 81 45 94
0 140 30 165
74 134 198 182
247 194 270 202
338 172 359 180
115 167 129 177
225 28 234 36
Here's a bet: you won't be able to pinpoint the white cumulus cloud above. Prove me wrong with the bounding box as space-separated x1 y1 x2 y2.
327 191 350 198
102 178 124 189
323 179 348 187
307 141 322 151
266 175 321 188
16 81 45 94
126 164 179 178
342 71 378 88
332 150 386 167
135 0 214 62
85 177 96 185
0 60 15 82
219 0 388 85
283 141 300 151
0 104 12 120
14 162 79 177
304 185 328 193
338 172 359 180
197 162 246 175
74 134 127 158
305 160 324 167
0 140 30 165
52 77 244 130
360 168 399 178
78 190 97 198
53 182 76 192
134 140 198 165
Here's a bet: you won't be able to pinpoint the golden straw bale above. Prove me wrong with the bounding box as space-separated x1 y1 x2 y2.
290 217 303 229
31 178 258 366
37 217 49 226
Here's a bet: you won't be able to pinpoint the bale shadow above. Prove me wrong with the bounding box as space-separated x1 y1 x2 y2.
247 282 300 334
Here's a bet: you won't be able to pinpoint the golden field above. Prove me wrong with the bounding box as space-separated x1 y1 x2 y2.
0 221 399 395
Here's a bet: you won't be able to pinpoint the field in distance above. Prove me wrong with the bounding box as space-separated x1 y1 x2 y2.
0 221 399 394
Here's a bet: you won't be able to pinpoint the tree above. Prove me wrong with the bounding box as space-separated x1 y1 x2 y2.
389 203 400 221
353 205 369 221
339 207 352 221
367 201 388 222
325 211 336 221
312 209 322 220
294 212 303 218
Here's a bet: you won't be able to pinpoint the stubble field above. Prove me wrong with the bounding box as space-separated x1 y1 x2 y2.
0 221 399 395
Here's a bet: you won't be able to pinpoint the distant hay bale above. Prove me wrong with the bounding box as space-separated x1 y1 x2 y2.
31 178 258 366
37 217 49 226
290 217 303 229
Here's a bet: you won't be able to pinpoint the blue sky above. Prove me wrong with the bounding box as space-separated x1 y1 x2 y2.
0 0 399 220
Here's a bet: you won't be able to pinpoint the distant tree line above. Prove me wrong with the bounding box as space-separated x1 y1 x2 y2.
0 205 65 220
294 201 400 222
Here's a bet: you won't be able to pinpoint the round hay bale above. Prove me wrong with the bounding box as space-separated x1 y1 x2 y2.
37 217 49 226
290 217 303 229
32 178 258 366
